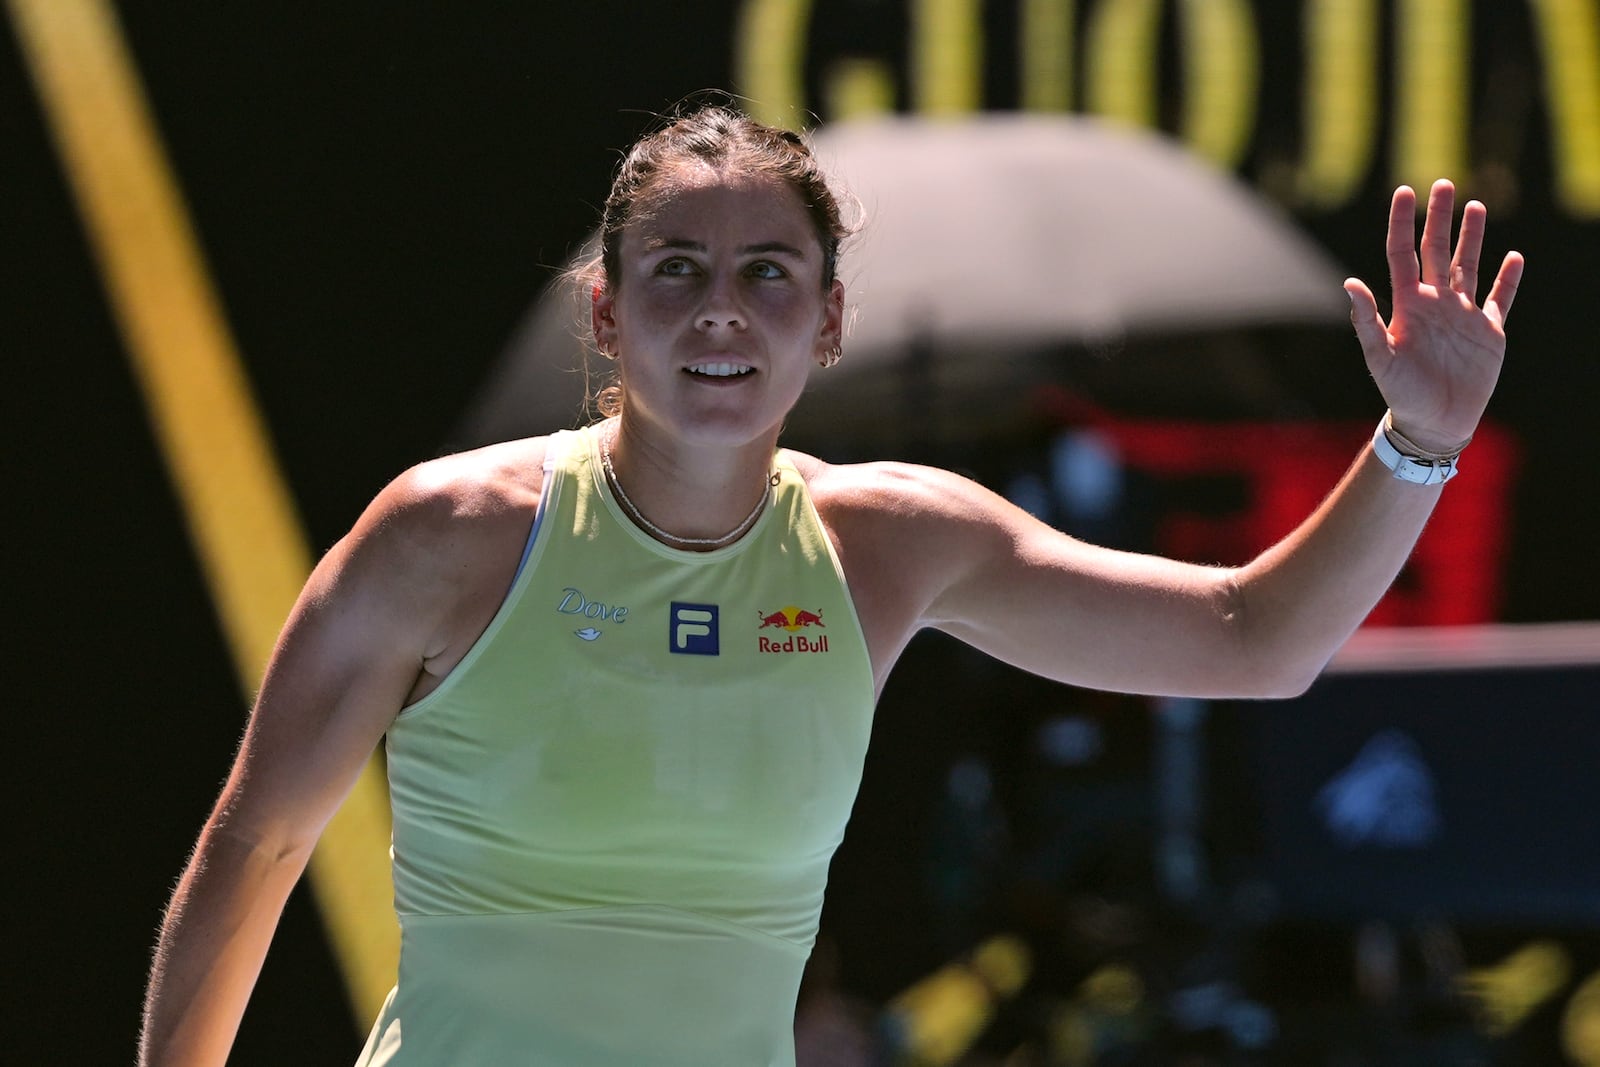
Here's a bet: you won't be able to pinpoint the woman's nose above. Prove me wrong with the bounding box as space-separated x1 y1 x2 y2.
696 273 746 331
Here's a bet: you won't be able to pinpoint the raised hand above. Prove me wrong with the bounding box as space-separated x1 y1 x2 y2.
1344 180 1524 454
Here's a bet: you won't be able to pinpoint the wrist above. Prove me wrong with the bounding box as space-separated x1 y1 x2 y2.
1371 411 1467 485
1383 410 1473 457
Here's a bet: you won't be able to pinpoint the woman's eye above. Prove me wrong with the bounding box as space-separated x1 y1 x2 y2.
657 257 695 276
746 261 786 280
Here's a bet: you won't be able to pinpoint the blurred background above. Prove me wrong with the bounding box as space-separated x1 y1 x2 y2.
7 1 1598 1063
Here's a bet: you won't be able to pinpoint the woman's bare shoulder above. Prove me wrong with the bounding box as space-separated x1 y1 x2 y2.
325 436 553 598
783 452 1015 675
787 450 1047 601
382 436 551 523
322 436 557 685
785 450 998 526
785 450 1012 588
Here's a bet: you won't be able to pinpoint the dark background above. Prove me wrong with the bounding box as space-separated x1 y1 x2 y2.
7 2 1597 1063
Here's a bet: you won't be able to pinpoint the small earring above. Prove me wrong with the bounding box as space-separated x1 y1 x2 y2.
599 343 618 361
820 344 842 369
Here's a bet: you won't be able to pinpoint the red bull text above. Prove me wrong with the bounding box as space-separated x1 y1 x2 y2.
755 605 829 653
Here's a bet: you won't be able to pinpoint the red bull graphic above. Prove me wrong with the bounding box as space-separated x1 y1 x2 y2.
755 605 829 654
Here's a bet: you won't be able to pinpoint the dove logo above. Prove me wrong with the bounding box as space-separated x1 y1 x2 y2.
557 587 629 642
556 587 629 624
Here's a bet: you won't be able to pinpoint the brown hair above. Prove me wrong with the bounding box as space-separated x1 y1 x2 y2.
577 103 854 418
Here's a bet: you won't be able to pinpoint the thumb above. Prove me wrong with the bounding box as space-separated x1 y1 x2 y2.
1344 278 1389 358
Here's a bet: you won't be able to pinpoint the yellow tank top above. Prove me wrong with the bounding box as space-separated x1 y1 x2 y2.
355 425 876 1066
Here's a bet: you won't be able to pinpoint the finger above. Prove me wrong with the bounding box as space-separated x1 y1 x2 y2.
1344 277 1389 356
1418 179 1456 287
1386 185 1420 293
1484 250 1525 326
1450 199 1487 300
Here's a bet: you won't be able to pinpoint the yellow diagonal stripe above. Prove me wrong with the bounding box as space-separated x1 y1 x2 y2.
8 0 396 1024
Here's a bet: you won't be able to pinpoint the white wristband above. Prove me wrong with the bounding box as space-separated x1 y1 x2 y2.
1371 419 1460 485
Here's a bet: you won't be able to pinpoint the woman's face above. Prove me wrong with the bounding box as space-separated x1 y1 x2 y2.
593 167 844 449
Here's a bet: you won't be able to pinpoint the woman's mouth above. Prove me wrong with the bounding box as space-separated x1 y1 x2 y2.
685 362 755 379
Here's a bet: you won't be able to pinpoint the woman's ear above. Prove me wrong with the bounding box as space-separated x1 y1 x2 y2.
592 281 617 356
821 277 845 350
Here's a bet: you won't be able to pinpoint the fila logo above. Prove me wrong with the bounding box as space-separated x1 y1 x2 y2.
670 602 719 656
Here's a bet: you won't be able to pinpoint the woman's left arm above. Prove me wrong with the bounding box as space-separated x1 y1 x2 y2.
908 180 1522 699
1223 178 1523 686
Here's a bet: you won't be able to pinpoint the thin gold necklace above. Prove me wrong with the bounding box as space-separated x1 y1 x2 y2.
600 429 775 548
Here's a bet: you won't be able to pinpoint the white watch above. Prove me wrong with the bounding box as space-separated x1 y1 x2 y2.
1371 420 1459 485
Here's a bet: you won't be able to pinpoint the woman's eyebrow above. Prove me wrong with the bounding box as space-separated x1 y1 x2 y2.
741 241 808 258
643 237 808 257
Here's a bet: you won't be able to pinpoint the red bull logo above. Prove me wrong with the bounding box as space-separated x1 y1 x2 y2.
757 606 824 630
756 604 829 654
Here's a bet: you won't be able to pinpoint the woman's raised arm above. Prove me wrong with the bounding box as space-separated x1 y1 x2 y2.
851 181 1523 699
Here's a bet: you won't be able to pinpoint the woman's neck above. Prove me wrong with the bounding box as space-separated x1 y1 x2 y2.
600 418 779 550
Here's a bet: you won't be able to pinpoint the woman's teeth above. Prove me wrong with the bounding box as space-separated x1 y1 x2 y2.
687 363 753 377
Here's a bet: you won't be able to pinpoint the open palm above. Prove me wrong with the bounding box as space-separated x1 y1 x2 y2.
1344 180 1524 454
